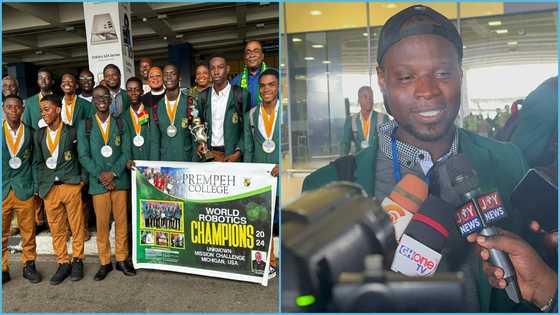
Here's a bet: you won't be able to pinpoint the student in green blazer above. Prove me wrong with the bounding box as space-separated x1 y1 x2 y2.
60 73 94 126
123 77 159 166
32 94 86 285
102 64 130 117
61 72 95 241
303 5 538 312
23 68 55 130
77 85 136 281
2 95 42 284
243 69 280 277
341 86 389 155
196 55 248 162
151 64 194 162
243 69 280 171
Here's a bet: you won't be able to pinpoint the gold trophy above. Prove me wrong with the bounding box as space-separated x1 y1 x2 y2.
186 88 214 162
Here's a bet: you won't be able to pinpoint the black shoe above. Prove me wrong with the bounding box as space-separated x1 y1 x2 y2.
22 261 42 283
2 271 10 284
93 264 113 281
70 258 84 281
49 263 71 285
116 261 136 276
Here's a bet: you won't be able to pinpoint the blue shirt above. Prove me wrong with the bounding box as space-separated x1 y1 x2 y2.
231 67 262 110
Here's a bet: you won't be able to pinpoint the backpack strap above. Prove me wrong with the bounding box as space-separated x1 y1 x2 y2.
329 155 357 182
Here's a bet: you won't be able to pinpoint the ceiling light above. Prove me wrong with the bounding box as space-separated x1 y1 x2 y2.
363 32 369 37
383 3 397 9
157 14 167 20
488 21 502 26
295 75 306 80
142 17 148 22
280 64 285 68
463 45 467 49
292 37 302 42
35 50 43 55
322 60 331 64
312 44 324 48
176 34 183 39
65 26 75 32
256 23 265 28
496 29 508 34
507 41 518 45
304 57 315 61
309 10 322 16
163 36 168 40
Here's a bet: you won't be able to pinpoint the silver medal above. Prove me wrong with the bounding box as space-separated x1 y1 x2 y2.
9 157 22 169
101 145 113 158
46 156 57 169
167 125 177 137
262 139 275 153
361 140 369 149
133 135 144 147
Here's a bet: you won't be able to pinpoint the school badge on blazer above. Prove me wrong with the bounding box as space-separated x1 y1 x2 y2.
64 150 72 161
181 117 189 129
115 135 121 146
243 178 251 187
22 148 31 160
232 112 239 124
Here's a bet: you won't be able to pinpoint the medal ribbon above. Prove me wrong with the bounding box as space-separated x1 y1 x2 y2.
361 112 371 140
64 95 77 124
129 104 145 136
95 114 111 146
3 121 24 157
241 62 267 105
166 94 180 126
46 122 63 155
261 104 277 140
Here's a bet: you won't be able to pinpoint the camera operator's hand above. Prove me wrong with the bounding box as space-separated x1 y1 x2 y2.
467 229 557 308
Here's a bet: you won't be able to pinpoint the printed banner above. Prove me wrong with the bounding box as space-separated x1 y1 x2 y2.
131 161 276 286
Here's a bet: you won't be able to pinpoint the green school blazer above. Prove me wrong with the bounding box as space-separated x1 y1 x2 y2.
63 96 95 127
243 105 280 164
2 124 35 201
150 93 194 162
340 111 389 155
23 93 45 130
303 128 533 312
77 116 131 195
33 124 82 199
197 85 249 157
122 106 159 161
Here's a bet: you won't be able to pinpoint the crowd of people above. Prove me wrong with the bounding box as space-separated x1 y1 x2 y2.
2 39 279 285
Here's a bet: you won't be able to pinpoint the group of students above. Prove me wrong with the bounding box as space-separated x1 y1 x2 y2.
2 40 280 285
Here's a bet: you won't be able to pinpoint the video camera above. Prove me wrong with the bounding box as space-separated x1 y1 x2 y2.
282 182 466 312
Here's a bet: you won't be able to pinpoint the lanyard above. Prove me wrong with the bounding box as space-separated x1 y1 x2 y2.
390 127 431 185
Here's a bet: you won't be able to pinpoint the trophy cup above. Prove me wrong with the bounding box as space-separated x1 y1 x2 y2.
186 88 214 162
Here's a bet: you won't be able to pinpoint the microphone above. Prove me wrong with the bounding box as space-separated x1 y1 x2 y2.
381 174 428 240
390 196 455 277
444 154 521 303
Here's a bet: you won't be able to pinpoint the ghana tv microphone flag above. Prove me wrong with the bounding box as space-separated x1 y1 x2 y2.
131 161 277 286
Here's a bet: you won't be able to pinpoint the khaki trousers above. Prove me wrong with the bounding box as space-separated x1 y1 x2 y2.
2 191 37 272
92 190 129 265
43 183 85 264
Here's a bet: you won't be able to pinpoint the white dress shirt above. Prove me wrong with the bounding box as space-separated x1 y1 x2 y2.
210 82 231 147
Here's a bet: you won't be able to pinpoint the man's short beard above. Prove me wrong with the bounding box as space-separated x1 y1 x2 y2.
399 118 456 142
